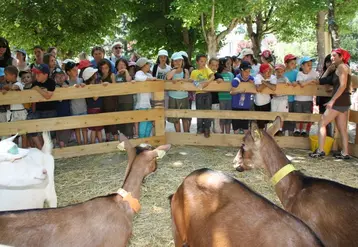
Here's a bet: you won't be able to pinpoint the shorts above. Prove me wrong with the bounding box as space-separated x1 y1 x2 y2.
232 108 249 131
27 110 57 137
271 98 289 112
332 105 350 113
167 97 190 123
294 101 313 113
0 112 7 123
219 100 232 124
87 108 103 131
6 109 28 122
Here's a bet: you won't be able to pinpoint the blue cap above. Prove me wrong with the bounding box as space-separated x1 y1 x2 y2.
299 56 315 66
32 64 50 75
0 67 4 77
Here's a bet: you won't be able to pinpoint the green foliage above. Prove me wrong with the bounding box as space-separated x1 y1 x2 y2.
0 0 122 57
341 13 358 61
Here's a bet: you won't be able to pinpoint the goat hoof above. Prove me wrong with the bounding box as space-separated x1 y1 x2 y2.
235 166 244 172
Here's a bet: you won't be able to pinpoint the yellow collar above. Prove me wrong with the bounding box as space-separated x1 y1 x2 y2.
270 164 297 186
117 188 141 213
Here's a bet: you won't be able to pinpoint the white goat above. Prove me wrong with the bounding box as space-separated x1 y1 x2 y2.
0 132 57 211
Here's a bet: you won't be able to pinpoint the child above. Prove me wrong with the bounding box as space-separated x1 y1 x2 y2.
128 61 138 138
98 59 118 142
254 63 276 129
190 54 215 138
152 50 171 79
65 61 88 145
218 57 234 134
82 67 104 144
208 58 222 134
230 61 255 134
54 69 71 148
115 58 134 138
284 54 299 135
135 57 157 138
0 68 6 124
294 56 318 137
166 52 190 133
271 64 290 135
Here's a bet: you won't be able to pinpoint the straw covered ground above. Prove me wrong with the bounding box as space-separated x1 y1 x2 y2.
55 144 358 247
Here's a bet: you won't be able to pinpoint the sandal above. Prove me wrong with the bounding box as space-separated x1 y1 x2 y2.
309 149 326 158
334 151 351 160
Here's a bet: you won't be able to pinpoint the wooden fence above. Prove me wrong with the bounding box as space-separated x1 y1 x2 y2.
1 79 358 159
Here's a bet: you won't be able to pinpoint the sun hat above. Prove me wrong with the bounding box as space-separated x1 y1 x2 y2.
239 61 252 71
178 51 188 58
111 41 123 50
157 50 168 57
259 63 271 73
274 64 286 70
0 134 29 160
284 54 297 63
82 67 98 81
32 64 50 75
136 57 150 68
299 56 315 66
171 52 183 61
238 48 254 59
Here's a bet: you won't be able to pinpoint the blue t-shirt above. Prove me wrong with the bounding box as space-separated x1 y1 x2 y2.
231 74 254 109
284 69 298 102
168 71 188 99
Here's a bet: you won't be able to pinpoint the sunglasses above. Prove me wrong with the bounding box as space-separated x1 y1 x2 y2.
114 46 123 50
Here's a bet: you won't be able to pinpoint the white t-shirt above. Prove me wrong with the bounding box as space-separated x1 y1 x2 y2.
254 74 276 106
153 64 171 80
10 82 25 110
135 71 153 109
295 70 318 101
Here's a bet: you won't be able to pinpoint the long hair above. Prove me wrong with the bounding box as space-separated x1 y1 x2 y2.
98 59 112 76
155 56 169 65
218 57 227 74
43 53 55 67
0 37 12 63
322 54 332 73
183 56 193 71
115 58 129 70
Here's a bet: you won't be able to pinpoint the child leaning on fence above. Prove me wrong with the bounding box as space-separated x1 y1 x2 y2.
166 52 190 133
134 57 157 138
208 57 223 134
190 54 215 138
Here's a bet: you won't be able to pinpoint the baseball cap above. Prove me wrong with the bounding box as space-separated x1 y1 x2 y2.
274 64 286 70
16 49 27 57
260 50 271 58
136 57 150 68
78 60 92 70
259 63 271 73
239 61 252 71
65 61 79 72
171 52 183 61
53 67 65 75
178 51 188 58
158 49 168 57
32 64 50 75
238 48 254 59
299 56 315 66
82 67 98 81
284 54 297 63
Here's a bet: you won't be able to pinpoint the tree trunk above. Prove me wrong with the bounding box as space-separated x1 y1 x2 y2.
316 10 327 73
328 0 340 48
207 33 218 58
246 16 262 59
182 27 195 60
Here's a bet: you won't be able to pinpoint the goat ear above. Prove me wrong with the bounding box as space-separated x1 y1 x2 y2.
250 122 262 142
266 116 281 137
118 133 137 182
148 144 171 160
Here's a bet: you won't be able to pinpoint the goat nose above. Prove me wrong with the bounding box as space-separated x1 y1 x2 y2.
42 169 47 175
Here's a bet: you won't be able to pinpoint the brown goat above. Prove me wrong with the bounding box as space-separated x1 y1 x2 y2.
0 135 171 247
233 116 358 247
169 168 324 247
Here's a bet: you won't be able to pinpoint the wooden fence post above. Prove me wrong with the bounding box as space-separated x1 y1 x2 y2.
152 90 165 139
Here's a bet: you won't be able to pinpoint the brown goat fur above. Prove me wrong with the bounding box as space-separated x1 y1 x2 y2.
170 168 324 247
234 116 358 247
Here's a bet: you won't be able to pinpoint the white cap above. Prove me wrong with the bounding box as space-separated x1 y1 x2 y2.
0 134 29 161
63 59 75 65
157 49 168 57
111 41 123 50
178 51 188 58
136 57 150 68
171 52 184 60
82 67 98 81
238 48 254 59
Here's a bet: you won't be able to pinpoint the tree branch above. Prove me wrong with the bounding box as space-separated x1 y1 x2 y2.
210 0 215 33
201 13 208 44
263 5 275 24
216 18 240 43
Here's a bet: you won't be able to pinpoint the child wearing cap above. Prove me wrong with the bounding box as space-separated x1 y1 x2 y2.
166 52 190 133
82 67 104 144
190 54 215 138
152 50 171 79
239 48 260 77
294 56 318 137
54 69 71 148
283 54 299 135
271 64 290 135
135 57 157 138
254 63 277 129
208 57 223 134
65 61 88 145
231 61 255 134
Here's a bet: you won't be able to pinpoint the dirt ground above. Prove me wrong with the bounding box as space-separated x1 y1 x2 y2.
55 144 358 247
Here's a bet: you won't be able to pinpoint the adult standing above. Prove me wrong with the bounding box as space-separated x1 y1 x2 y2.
15 49 28 71
90 46 116 73
47 47 62 68
238 48 260 77
310 48 352 159
43 53 58 79
0 37 17 69
30 45 44 69
109 41 124 63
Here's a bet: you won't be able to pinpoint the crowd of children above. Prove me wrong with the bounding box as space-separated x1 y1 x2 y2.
0 36 327 149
